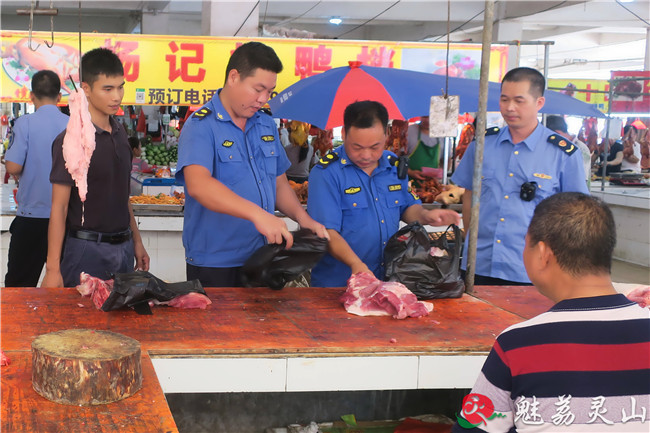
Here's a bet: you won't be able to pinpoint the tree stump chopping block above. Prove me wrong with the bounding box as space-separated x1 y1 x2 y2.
31 329 142 405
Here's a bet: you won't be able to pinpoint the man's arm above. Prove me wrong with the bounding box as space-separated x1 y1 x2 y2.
326 229 370 276
41 184 71 288
275 174 329 239
401 204 461 227
4 160 23 175
183 164 294 248
128 203 150 271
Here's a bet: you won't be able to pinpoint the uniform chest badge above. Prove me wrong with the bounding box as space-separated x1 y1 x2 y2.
222 140 234 147
533 173 552 180
388 184 402 191
345 186 361 194
261 135 275 142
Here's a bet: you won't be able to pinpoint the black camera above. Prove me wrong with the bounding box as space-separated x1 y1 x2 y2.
396 155 409 179
520 181 538 202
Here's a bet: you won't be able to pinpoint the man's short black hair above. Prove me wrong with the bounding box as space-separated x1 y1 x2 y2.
545 115 568 134
31 70 61 100
225 42 283 85
343 101 389 134
502 67 546 97
528 192 615 276
81 48 124 87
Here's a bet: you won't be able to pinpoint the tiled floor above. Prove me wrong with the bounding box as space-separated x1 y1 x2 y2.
612 259 650 285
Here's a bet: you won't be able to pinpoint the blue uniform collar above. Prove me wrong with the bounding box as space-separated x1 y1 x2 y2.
497 122 545 151
208 90 262 131
336 145 392 173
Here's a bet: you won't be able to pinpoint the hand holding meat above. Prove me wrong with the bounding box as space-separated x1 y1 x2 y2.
420 209 461 227
252 209 294 249
351 261 372 276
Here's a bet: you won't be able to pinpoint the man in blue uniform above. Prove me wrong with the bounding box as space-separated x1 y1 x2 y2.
308 101 460 287
4 70 69 286
177 42 327 287
451 67 589 285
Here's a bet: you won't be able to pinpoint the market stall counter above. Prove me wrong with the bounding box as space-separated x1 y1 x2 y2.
1 285 546 432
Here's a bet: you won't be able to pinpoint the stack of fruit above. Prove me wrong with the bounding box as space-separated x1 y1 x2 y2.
141 144 178 166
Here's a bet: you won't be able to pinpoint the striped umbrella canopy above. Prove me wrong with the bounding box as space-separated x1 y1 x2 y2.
268 61 605 129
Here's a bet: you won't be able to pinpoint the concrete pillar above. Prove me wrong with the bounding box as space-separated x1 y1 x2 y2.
202 1 259 37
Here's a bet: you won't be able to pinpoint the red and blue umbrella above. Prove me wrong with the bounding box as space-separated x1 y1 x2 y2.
268 61 605 129
269 61 443 129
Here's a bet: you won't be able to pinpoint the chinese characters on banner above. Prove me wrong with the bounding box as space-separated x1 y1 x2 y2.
1 31 509 105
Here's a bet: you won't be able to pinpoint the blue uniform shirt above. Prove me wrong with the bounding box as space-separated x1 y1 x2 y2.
308 147 420 287
176 92 291 267
5 105 68 218
451 123 589 283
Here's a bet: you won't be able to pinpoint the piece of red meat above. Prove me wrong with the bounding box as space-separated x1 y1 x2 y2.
1 349 10 366
63 90 95 202
150 292 212 309
76 272 114 310
627 286 650 308
341 272 433 319
168 292 212 309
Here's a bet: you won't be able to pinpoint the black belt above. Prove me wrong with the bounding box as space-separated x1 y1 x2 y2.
68 229 132 244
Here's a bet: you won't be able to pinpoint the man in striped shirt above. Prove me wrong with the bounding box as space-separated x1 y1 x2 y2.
454 192 649 432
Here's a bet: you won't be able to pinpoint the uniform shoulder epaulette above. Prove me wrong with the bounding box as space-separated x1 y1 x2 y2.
485 126 500 136
547 134 577 155
192 107 212 120
386 153 399 167
317 152 339 168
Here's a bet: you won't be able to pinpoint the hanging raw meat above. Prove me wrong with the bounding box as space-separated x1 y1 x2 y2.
63 90 95 202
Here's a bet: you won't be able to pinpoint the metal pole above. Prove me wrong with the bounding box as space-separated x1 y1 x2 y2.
465 0 495 294
542 43 550 124
442 137 450 184
601 80 614 192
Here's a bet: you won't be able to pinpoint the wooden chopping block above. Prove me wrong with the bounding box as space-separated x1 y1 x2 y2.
31 329 142 405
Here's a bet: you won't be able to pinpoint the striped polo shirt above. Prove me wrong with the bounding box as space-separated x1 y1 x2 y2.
454 294 650 432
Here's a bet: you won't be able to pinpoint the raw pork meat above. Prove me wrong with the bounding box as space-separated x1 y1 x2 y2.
63 90 95 202
626 286 650 308
341 272 433 319
149 292 212 309
76 272 113 309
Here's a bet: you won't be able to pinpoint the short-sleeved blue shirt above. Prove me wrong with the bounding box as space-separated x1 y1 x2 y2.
176 91 291 268
451 123 589 283
5 105 68 218
307 146 420 287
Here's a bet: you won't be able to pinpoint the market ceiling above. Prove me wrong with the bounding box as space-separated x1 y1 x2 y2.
2 0 648 79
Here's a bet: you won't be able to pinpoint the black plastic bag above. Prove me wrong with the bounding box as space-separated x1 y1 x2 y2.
241 228 328 289
384 222 464 299
101 270 205 315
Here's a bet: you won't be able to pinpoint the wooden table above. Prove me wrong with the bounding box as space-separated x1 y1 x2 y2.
1 286 543 432
469 285 554 319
